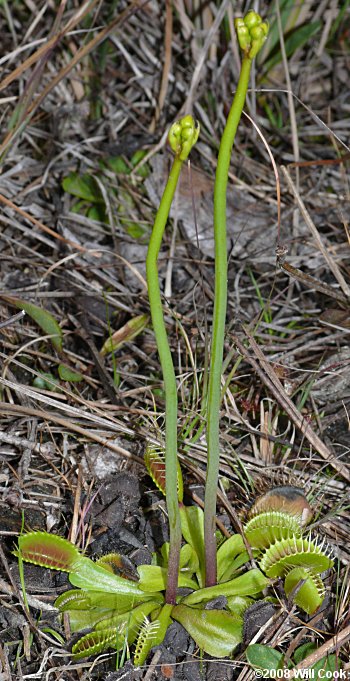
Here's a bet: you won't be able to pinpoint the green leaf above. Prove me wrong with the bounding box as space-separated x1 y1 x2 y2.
62 172 103 202
246 644 284 672
55 588 157 633
226 595 254 617
179 506 205 587
257 0 299 64
58 364 83 382
293 643 316 665
182 569 269 606
125 222 146 239
159 542 169 565
137 564 197 592
159 542 199 576
172 605 242 657
137 565 167 592
131 149 146 166
71 199 88 215
65 608 107 633
40 627 65 644
283 643 341 677
104 151 149 178
180 543 199 575
94 600 162 632
293 644 340 676
69 557 156 598
4 297 62 351
106 156 130 174
33 372 61 391
87 204 107 222
131 150 149 177
312 655 339 675
219 551 252 583
216 533 245 582
328 0 350 40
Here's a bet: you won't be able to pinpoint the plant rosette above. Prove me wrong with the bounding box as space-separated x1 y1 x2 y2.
16 528 268 663
16 481 333 663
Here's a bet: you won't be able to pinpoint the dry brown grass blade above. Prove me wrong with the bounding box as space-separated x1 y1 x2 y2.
0 0 150 157
275 0 299 173
0 402 144 465
23 0 150 121
235 332 350 484
289 622 350 677
281 165 350 299
0 0 100 93
153 0 173 126
69 465 83 545
0 192 93 253
7 0 73 144
278 258 349 305
185 0 229 112
288 154 350 168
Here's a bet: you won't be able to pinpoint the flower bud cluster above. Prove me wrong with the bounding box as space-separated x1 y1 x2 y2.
234 11 268 59
168 115 200 161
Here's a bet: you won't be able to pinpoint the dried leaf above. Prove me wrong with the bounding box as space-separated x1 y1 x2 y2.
100 314 149 355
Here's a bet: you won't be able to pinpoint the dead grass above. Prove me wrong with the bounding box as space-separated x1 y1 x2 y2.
0 0 349 678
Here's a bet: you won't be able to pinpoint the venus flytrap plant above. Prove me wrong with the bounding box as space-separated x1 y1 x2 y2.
14 11 336 668
15 484 333 662
204 10 268 586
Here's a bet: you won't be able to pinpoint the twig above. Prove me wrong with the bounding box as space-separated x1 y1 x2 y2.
289 622 350 676
278 257 349 305
234 332 350 483
185 0 230 112
0 310 25 330
0 402 144 464
0 193 90 253
281 165 350 299
154 0 173 125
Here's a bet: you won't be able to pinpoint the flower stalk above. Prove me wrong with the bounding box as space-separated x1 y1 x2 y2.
204 11 268 586
146 115 199 604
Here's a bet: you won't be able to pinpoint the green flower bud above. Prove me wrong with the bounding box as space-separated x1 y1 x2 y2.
244 10 261 30
234 20 250 52
168 115 200 161
234 10 268 59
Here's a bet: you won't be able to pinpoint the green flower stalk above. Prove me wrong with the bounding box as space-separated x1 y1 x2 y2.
146 115 199 604
204 11 268 587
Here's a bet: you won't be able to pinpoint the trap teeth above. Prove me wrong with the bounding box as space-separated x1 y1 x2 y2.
284 567 325 615
259 536 334 579
244 511 302 549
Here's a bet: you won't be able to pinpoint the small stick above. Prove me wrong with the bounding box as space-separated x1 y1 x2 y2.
277 256 349 305
235 331 350 483
281 165 350 299
289 622 350 676
0 310 25 330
